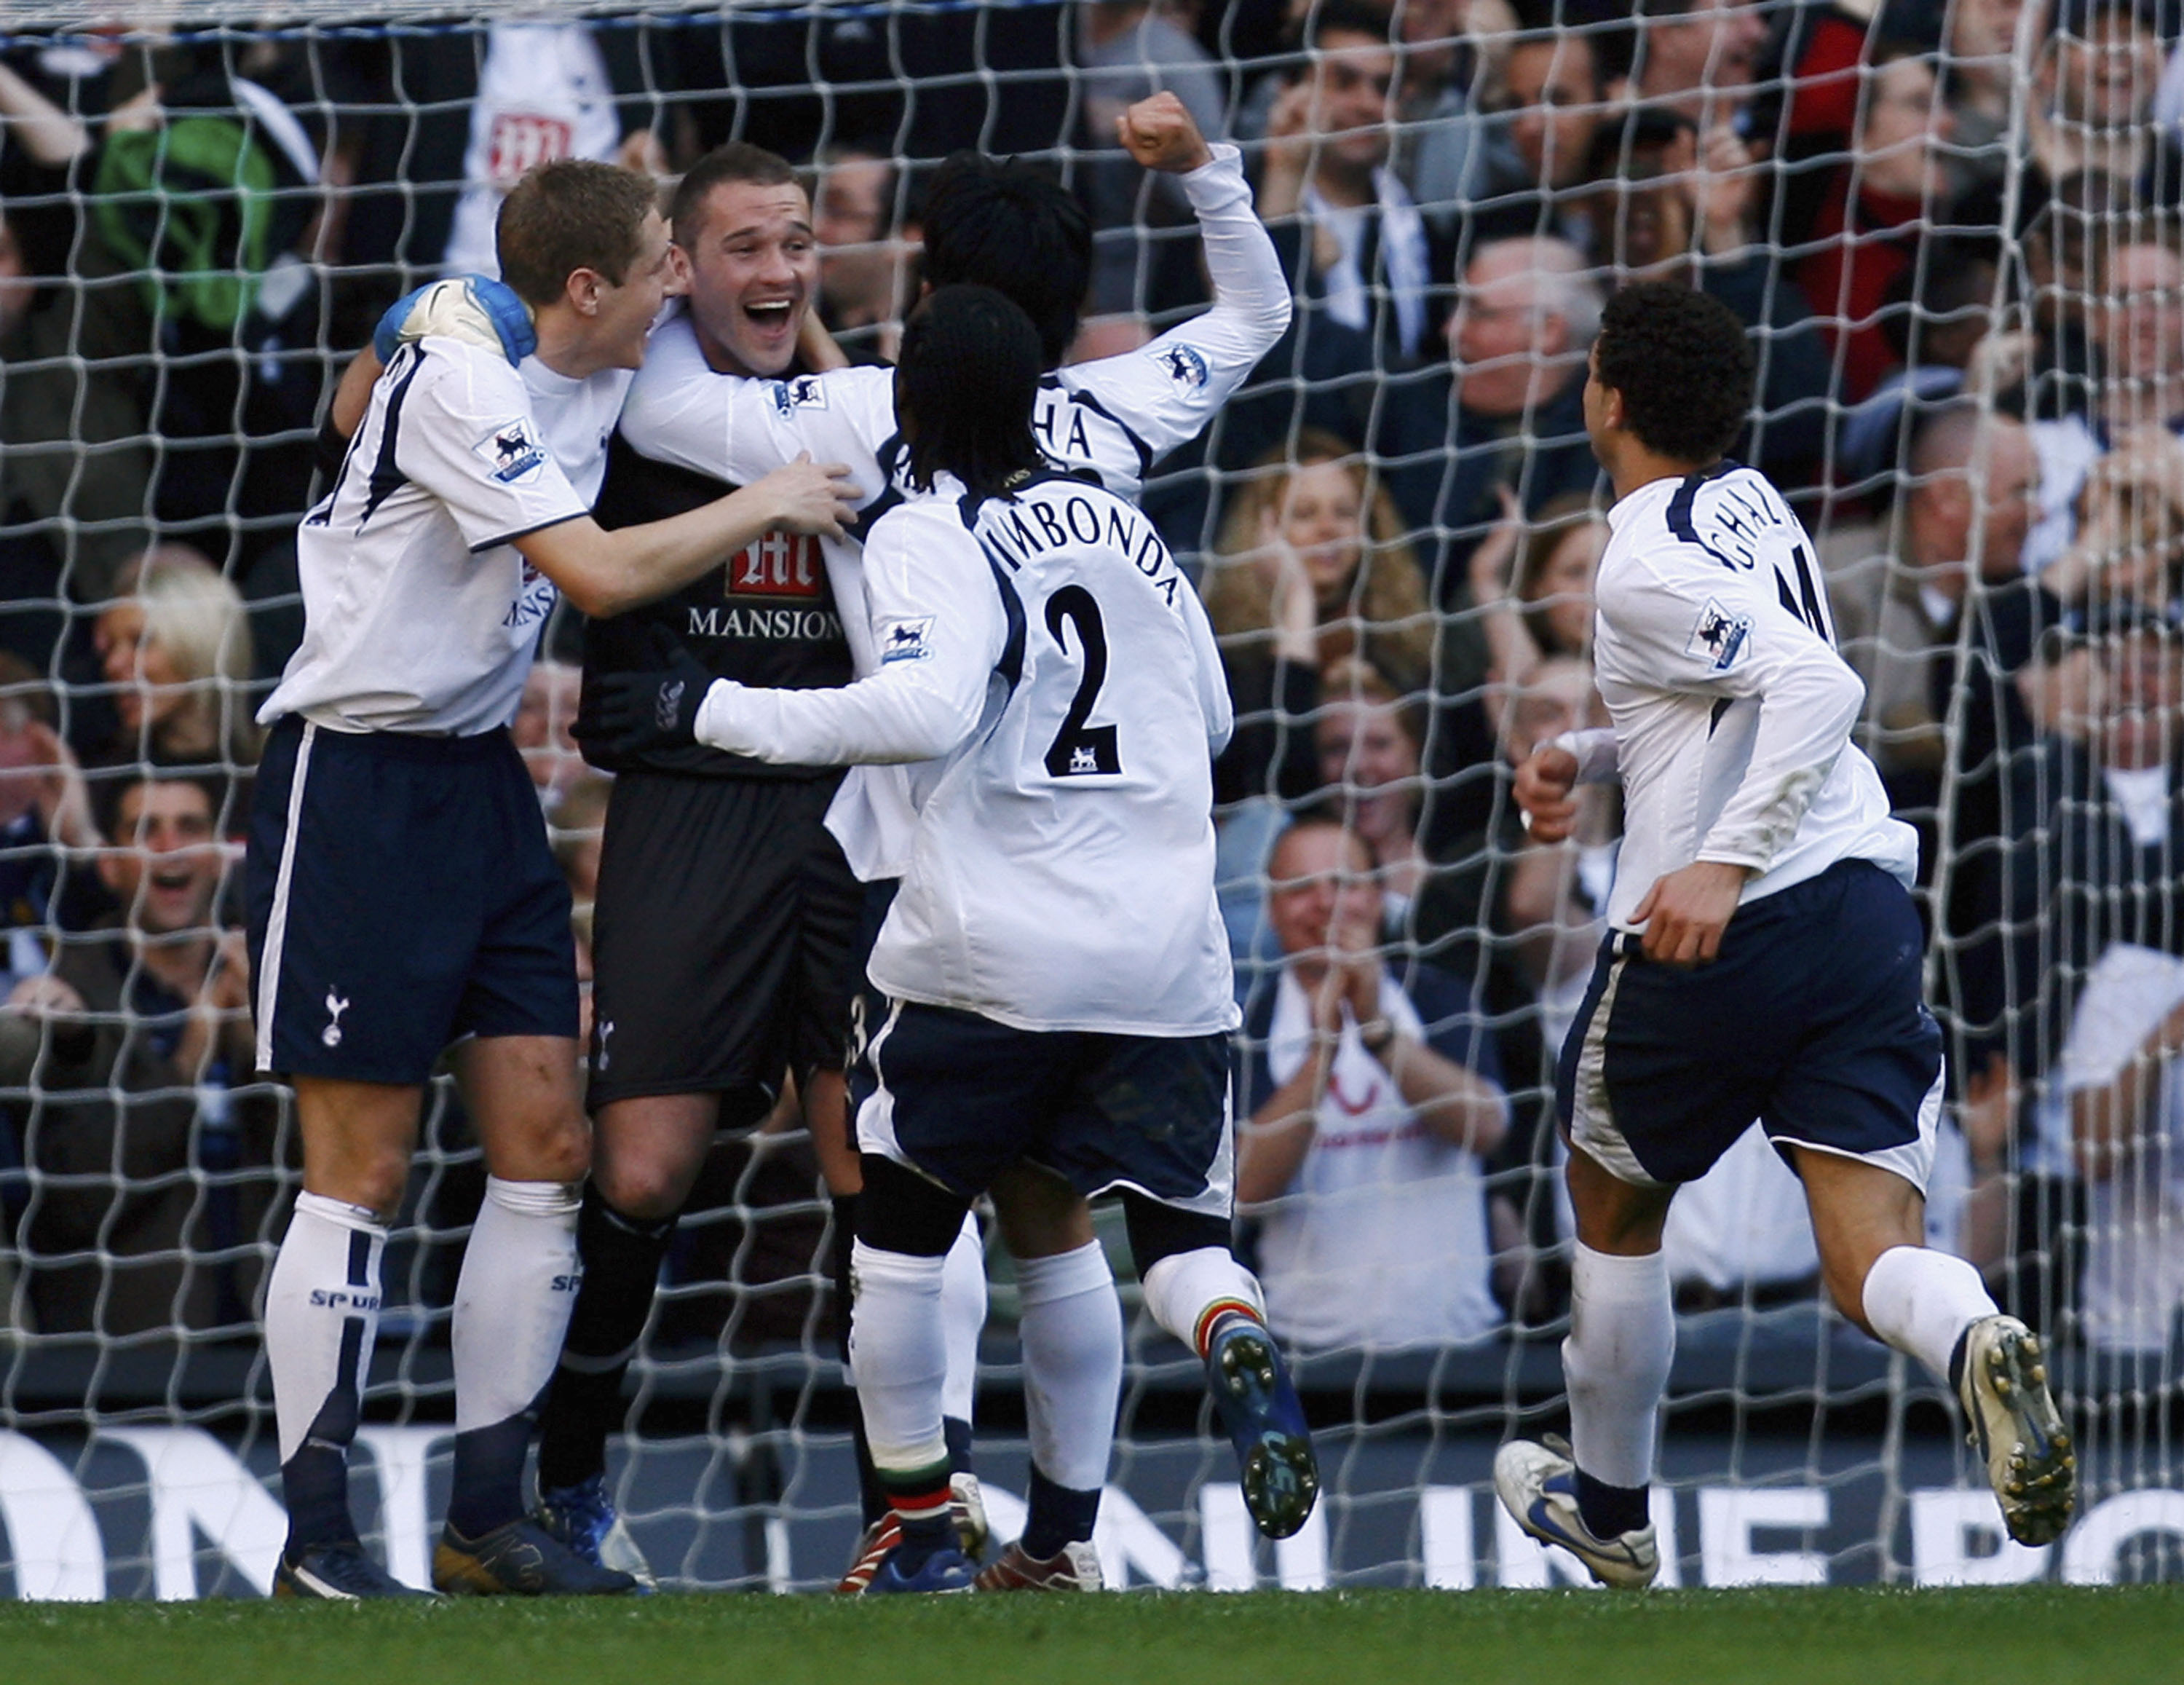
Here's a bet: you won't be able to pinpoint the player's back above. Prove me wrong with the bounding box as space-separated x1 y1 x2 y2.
868 474 1237 1036
1593 462 1918 926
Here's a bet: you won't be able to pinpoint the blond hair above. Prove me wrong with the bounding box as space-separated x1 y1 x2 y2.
1202 431 1437 695
111 544 258 764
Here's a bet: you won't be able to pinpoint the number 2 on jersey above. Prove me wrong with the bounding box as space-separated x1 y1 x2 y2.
1042 585 1122 777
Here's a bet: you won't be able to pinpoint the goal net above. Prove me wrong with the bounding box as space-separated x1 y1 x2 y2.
0 0 2180 1597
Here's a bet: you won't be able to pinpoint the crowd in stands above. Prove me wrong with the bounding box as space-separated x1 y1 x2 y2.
0 1 2181 1440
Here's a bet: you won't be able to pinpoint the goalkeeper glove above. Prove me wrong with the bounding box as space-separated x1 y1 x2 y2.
372 275 537 366
587 642 719 757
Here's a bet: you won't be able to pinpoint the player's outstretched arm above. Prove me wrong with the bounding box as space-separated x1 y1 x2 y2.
333 276 539 439
592 507 1004 765
1063 98 1291 457
517 454 856 620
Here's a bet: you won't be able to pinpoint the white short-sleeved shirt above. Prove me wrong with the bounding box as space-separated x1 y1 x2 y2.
442 23 625 279
698 474 1237 1035
2050 942 2184 1354
1582 465 1920 928
1252 968 1500 1350
263 337 628 736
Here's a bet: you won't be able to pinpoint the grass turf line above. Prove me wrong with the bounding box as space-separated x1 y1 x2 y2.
2 1587 2180 1685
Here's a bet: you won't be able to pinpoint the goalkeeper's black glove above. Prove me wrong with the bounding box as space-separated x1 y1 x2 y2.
588 643 717 757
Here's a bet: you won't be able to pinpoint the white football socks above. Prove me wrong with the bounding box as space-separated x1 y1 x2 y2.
1564 1242 1675 1493
1861 1244 1998 1386
266 1191 387 1464
1140 1245 1266 1357
940 1213 987 1426
452 1177 582 1435
850 1239 951 1475
1015 1241 1123 1493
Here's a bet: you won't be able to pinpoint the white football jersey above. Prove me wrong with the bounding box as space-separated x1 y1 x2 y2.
443 23 625 279
1578 464 1919 930
264 336 628 736
696 473 1238 1035
613 141 1288 877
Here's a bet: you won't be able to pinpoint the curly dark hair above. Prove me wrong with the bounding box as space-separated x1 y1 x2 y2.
918 153 1093 368
1594 282 1754 466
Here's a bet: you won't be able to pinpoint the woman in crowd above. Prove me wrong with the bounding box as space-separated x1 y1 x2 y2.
92 545 259 810
1202 429 1435 807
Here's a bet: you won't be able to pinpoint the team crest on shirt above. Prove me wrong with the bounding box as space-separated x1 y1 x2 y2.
769 374 829 416
879 616 935 663
1149 342 1209 390
1687 598 1752 671
474 417 548 484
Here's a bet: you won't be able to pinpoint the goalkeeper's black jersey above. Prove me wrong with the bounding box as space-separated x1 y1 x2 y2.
576 427 852 781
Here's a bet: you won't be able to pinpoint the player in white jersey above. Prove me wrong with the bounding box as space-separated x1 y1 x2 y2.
247 160 855 1600
593 286 1317 1593
1492 283 2074 1587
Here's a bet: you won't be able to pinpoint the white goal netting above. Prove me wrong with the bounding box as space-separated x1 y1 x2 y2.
1 0 2182 1597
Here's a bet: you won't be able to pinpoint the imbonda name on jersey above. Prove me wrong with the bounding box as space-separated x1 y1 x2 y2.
979 486 1184 609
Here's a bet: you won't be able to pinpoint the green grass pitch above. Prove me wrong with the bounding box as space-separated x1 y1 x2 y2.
2 1587 2178 1685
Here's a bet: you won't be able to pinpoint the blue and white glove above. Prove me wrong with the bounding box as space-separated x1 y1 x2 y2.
372 275 536 366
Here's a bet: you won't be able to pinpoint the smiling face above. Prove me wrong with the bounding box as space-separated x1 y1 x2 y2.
1265 821 1381 978
585 208 682 373
102 779 222 937
683 178 819 378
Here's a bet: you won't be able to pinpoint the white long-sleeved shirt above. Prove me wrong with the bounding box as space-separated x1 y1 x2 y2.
1568 465 1918 931
696 473 1237 1035
614 141 1289 877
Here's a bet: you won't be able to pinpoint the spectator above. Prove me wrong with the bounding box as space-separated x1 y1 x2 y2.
1824 406 2041 810
549 773 611 920
2025 0 2183 215
0 655 103 973
812 142 905 362
2026 230 2184 571
1624 0 1769 132
0 769 277 1337
90 545 259 812
1235 813 1510 1350
1792 46 1963 405
1470 490 1607 687
1942 0 2033 192
439 22 669 279
1072 2 1228 313
1313 658 1433 924
1463 4 1619 248
1202 429 1436 806
1393 0 1494 220
2000 615 2184 1420
1256 0 1451 363
0 202 154 666
1374 234 1603 665
513 658 586 810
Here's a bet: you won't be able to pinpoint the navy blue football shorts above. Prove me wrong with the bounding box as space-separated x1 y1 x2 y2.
1556 858 1943 1193
852 998 1234 1219
247 714 579 1085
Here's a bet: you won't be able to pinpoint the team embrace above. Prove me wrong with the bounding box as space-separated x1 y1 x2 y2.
250 90 2070 1601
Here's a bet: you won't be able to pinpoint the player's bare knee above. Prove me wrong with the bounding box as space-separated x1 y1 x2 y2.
591 1153 689 1223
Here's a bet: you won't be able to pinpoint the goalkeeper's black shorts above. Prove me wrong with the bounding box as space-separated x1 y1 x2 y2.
586 767 860 1121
